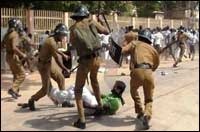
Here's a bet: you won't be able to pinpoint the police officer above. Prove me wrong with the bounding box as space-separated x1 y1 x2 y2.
69 5 109 129
173 29 190 67
27 23 71 110
2 18 27 99
121 29 160 129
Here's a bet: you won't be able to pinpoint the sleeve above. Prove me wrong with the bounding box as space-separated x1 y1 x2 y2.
121 42 134 54
124 32 137 43
92 20 109 35
49 41 58 58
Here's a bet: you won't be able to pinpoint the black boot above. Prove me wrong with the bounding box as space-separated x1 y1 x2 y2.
8 89 18 99
62 101 75 107
28 99 35 111
73 119 86 129
136 113 144 119
142 115 150 130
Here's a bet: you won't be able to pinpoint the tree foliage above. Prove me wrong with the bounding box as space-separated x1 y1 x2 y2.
0 1 198 17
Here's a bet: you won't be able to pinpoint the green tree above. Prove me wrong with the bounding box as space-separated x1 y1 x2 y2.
133 1 162 17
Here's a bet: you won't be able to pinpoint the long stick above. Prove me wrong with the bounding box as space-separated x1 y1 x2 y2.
159 41 178 54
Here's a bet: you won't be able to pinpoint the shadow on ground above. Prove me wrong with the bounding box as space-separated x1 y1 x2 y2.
22 109 145 131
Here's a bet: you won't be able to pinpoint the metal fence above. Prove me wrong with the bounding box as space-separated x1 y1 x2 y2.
1 8 197 44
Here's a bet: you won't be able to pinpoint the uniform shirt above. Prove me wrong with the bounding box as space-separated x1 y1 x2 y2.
122 40 160 71
2 30 19 55
38 36 58 62
177 32 189 44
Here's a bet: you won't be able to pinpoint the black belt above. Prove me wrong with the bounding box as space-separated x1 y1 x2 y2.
38 58 51 63
134 63 152 69
78 51 100 62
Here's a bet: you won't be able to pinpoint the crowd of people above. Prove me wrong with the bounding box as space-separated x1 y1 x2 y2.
98 25 199 67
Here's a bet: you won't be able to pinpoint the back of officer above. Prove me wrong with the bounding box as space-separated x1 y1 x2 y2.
69 5 109 129
2 18 27 99
121 29 160 130
27 23 70 110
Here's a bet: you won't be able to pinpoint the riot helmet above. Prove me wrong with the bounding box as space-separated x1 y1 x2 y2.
138 29 152 44
54 23 69 36
8 18 23 32
70 5 90 20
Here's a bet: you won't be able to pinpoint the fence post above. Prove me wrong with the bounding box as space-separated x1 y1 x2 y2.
64 12 69 28
147 18 150 28
180 20 183 26
160 18 163 28
92 14 97 21
131 17 136 28
26 9 34 34
170 20 174 28
113 12 118 30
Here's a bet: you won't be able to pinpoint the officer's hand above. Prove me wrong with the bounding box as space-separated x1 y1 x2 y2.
62 69 70 78
23 54 28 60
97 14 104 23
63 54 70 61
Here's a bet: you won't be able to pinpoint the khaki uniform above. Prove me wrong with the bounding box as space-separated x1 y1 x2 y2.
122 40 160 119
70 18 107 122
31 37 65 101
2 30 25 93
174 32 189 66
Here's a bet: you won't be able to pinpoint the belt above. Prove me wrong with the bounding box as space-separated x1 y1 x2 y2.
38 58 51 64
78 51 100 62
134 63 152 69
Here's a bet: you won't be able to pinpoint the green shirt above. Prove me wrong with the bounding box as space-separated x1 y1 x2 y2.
101 93 122 115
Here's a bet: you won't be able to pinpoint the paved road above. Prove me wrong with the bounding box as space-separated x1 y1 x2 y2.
1 57 199 131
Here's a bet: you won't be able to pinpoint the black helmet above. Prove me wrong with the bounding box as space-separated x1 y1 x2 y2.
111 80 126 105
54 23 69 36
138 29 152 44
70 5 90 20
8 18 23 32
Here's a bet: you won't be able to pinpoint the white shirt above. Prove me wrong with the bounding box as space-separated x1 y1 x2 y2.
153 32 164 47
99 34 110 45
49 85 98 106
